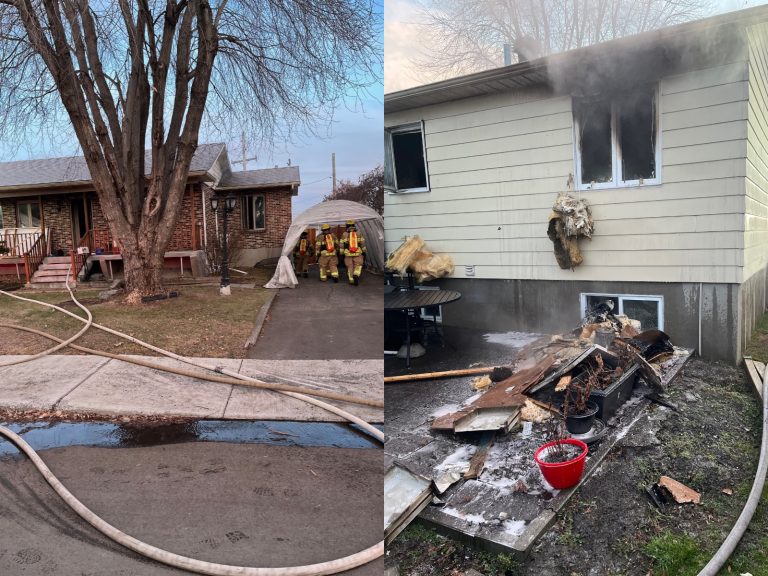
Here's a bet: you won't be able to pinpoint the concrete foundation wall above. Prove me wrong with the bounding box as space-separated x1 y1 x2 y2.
236 247 282 267
428 278 741 363
739 265 768 358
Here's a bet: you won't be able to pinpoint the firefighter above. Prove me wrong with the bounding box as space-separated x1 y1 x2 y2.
292 230 313 278
340 219 366 285
315 223 339 282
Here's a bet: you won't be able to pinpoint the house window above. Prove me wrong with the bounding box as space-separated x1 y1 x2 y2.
580 293 664 331
574 85 659 189
384 121 430 193
18 201 41 228
242 194 265 230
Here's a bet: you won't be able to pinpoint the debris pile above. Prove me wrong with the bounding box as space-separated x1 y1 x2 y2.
386 235 455 282
385 301 694 547
547 193 594 270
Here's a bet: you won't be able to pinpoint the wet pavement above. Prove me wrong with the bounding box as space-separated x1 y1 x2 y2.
0 419 381 457
0 440 382 575
384 327 656 554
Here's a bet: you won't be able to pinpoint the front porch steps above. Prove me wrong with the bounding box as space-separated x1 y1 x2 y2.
30 256 75 287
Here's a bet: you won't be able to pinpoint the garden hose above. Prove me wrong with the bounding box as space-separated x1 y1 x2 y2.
0 272 93 368
0 288 384 573
696 366 768 576
0 290 383 411
0 424 383 576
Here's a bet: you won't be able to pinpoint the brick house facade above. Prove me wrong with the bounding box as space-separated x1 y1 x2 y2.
0 144 300 278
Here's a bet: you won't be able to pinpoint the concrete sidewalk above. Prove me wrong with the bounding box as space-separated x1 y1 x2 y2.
0 354 383 423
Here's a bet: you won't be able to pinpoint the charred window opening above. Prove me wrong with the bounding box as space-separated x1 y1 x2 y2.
581 293 664 331
385 122 430 193
575 99 613 184
619 87 657 181
574 85 659 188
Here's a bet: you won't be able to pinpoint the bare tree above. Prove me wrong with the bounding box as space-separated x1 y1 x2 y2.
411 0 713 79
323 165 383 214
0 0 380 302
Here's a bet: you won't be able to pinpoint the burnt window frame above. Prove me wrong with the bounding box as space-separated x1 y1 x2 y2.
384 121 430 194
580 292 665 331
573 84 661 190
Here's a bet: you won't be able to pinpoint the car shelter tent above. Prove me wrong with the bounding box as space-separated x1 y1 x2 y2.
265 199 384 289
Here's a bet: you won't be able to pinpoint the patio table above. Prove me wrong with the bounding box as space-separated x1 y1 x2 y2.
384 289 461 368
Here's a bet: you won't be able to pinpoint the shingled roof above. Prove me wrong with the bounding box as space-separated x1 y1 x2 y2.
216 166 300 191
0 142 226 190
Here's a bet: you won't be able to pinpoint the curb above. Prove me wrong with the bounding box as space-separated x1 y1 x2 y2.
244 291 277 348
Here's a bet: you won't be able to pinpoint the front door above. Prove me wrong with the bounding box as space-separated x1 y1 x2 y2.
71 197 93 248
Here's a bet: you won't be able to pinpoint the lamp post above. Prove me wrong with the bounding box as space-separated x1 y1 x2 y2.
210 194 237 295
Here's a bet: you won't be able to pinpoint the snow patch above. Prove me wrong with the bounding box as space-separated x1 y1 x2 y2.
435 445 476 471
483 332 541 348
442 507 486 524
502 519 527 536
431 403 460 418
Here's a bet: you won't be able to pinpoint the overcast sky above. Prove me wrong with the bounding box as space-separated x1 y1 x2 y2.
385 0 768 94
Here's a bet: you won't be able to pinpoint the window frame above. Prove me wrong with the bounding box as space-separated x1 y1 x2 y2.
385 121 431 194
580 292 664 331
573 84 661 190
17 200 41 228
241 193 266 231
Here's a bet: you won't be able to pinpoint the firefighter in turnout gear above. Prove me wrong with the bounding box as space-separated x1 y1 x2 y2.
316 223 339 282
292 230 314 278
340 220 366 285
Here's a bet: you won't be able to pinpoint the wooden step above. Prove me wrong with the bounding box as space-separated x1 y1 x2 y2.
39 263 72 271
43 256 72 264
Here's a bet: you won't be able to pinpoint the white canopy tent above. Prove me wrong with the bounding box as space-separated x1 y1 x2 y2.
265 199 384 289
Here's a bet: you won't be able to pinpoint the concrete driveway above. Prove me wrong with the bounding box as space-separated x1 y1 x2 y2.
248 270 383 360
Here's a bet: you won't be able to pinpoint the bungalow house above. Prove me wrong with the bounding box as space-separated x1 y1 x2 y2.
0 142 299 285
384 5 768 363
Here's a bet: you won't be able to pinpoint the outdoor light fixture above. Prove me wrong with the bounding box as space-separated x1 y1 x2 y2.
212 194 237 294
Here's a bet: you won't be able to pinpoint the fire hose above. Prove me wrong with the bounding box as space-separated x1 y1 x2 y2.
0 283 384 574
696 365 768 576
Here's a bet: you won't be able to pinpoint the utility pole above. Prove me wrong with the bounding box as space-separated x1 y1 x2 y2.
234 131 258 171
332 152 337 193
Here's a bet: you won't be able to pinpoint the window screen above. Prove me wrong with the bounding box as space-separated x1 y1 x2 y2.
622 299 661 331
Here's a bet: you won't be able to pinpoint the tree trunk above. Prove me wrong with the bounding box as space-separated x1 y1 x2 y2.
120 238 166 304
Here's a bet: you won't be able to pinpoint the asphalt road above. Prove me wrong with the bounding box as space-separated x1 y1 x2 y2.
248 270 383 360
0 442 382 575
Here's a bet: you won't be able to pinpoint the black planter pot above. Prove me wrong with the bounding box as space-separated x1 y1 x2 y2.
565 401 599 434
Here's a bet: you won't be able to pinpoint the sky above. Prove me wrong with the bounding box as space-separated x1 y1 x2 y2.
385 0 768 94
0 3 383 218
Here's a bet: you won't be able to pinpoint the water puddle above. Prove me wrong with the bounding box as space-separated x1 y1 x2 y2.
0 420 380 456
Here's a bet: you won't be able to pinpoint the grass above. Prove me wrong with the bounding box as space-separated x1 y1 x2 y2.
387 522 521 575
0 270 274 357
743 311 768 363
645 533 708 576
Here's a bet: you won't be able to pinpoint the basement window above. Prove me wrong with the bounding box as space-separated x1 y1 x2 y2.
385 121 430 193
242 194 265 230
574 85 659 189
580 293 664 331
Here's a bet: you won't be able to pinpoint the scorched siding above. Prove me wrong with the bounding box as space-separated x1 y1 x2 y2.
385 61 749 284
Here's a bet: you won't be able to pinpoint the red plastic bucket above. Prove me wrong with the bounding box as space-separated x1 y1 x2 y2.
534 438 589 490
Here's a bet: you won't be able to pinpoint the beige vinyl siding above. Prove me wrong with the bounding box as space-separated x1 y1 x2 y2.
385 62 748 283
745 23 768 281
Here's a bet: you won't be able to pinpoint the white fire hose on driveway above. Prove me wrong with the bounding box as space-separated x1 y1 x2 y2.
0 284 384 575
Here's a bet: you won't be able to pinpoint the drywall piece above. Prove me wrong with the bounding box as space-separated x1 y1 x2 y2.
384 464 433 545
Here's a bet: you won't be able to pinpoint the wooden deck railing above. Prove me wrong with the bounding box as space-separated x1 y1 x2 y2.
22 232 47 285
0 228 47 258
